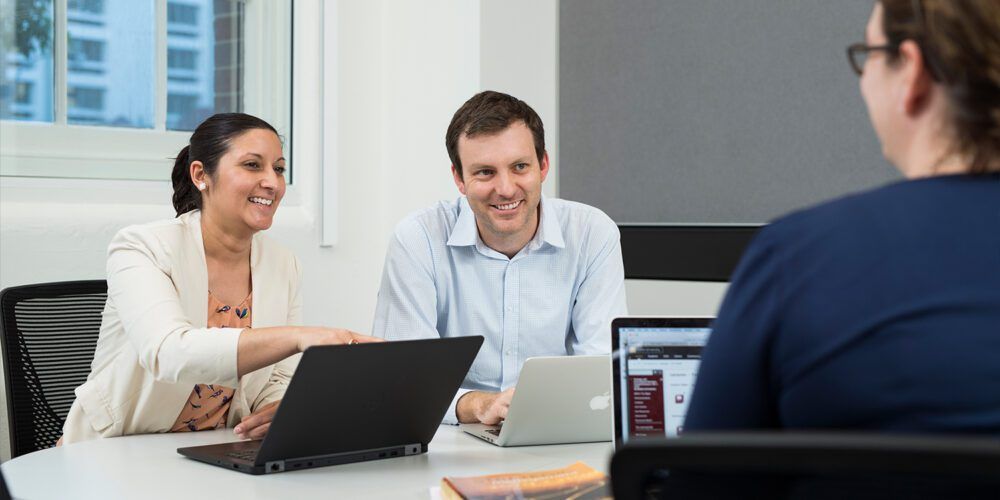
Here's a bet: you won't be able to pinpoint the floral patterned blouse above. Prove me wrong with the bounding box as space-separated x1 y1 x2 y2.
170 292 251 432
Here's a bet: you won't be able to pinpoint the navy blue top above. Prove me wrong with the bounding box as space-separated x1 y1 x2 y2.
686 173 1000 434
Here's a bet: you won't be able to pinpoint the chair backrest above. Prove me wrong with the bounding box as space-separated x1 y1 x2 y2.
610 432 1000 500
0 280 107 458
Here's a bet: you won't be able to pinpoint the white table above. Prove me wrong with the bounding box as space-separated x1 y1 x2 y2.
1 426 613 499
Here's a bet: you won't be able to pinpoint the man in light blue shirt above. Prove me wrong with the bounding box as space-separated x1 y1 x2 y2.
373 91 627 425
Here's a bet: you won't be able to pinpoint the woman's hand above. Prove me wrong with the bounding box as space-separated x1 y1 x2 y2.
237 327 385 378
295 327 384 352
234 401 280 440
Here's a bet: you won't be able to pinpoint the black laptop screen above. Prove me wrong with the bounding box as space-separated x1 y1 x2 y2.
613 319 712 446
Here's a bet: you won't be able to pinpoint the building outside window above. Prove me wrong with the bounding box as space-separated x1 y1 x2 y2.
167 93 197 114
0 0 290 180
167 2 196 25
68 86 104 110
0 0 54 122
68 0 104 14
68 39 105 63
167 48 196 70
14 81 32 104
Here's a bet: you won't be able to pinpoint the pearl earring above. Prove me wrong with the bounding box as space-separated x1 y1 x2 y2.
198 182 206 191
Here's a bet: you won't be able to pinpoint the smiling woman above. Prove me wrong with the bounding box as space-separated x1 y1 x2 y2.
169 114 280 214
59 113 383 444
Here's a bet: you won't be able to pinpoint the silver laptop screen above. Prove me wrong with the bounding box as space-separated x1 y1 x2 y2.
617 326 711 444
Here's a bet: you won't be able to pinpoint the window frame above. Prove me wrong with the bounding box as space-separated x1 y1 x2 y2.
0 0 293 185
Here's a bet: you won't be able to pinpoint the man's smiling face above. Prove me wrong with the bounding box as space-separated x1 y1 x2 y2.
452 120 549 255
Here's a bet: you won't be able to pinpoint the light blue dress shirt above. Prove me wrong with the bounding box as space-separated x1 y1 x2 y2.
372 196 628 424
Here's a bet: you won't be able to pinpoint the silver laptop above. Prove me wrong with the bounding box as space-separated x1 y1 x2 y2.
461 355 613 447
611 316 713 448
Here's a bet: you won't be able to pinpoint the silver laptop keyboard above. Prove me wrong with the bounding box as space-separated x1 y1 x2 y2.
485 428 501 436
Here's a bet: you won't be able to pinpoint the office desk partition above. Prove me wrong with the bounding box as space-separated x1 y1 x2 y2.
1 426 612 499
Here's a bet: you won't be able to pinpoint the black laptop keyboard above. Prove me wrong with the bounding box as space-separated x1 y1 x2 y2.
485 429 501 436
226 450 259 461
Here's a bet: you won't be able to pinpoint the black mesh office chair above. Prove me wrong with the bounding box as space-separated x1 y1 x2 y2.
0 280 107 458
610 432 1000 500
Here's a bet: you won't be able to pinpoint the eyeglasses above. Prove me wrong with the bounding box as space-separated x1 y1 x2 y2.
846 0 935 78
846 43 898 76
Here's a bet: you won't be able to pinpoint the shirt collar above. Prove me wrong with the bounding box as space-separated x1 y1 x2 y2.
533 195 566 250
446 195 566 251
447 197 479 247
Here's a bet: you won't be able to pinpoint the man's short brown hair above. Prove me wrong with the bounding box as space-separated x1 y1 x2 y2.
446 91 546 178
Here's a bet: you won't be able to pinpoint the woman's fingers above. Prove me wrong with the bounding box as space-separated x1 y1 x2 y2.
298 328 385 351
248 423 270 440
351 332 385 343
234 401 279 439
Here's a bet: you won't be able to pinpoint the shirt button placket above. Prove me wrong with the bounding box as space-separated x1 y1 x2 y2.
501 261 518 387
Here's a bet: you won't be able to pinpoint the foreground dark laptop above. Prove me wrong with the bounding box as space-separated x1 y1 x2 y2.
178 336 483 474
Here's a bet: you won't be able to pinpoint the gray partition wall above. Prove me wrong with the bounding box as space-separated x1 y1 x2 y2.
560 0 899 224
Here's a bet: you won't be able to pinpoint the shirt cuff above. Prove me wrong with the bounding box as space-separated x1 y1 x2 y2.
443 388 474 425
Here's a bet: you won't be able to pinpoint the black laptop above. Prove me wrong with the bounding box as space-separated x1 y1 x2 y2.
177 336 483 474
612 316 713 448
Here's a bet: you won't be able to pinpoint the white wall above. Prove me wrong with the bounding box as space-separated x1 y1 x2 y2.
626 280 727 316
480 0 559 198
0 0 558 462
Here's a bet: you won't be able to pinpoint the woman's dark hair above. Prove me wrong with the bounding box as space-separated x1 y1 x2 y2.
171 112 279 216
880 0 1000 174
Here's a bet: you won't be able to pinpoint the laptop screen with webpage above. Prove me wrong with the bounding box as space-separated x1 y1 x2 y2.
612 317 713 448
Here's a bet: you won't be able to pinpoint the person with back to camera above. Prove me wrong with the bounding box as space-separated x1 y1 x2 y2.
60 113 381 444
686 0 1000 432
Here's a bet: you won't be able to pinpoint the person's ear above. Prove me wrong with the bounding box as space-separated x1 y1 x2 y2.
190 161 208 192
538 151 550 183
452 164 467 195
897 40 934 116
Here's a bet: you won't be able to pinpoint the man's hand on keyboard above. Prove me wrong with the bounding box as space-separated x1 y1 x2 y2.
457 388 515 425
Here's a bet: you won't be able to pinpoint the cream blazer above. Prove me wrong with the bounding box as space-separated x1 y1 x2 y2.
62 210 302 443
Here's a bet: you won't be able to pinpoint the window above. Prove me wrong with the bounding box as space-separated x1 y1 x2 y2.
0 0 292 181
67 86 104 110
167 48 196 70
166 92 204 130
68 38 105 63
167 93 197 112
66 2 154 128
15 82 32 104
0 0 54 123
167 3 198 25
68 0 104 14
